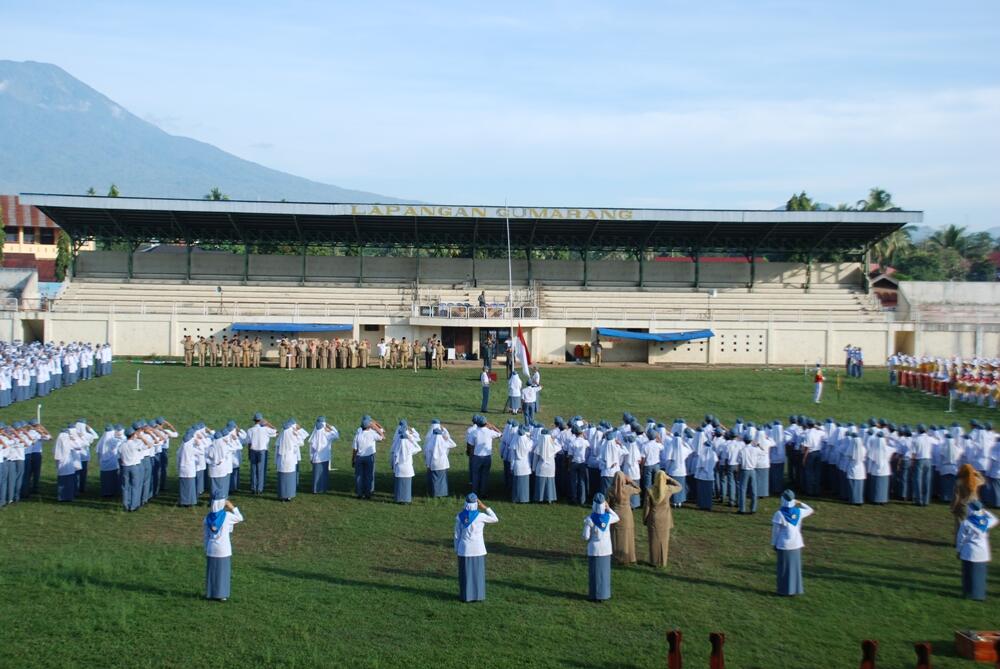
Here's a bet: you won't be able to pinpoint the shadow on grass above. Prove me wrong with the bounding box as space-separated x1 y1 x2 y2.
59 571 198 599
256 565 455 602
726 562 956 597
808 526 952 548
406 538 577 564
377 566 589 601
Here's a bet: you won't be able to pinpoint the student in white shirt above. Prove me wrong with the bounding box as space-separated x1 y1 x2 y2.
423 420 455 497
390 420 421 504
308 417 340 495
204 495 244 602
844 432 867 505
507 372 522 414
246 412 277 495
469 415 501 498
583 492 620 601
480 369 491 413
52 425 83 502
532 428 559 503
454 493 498 602
177 428 200 506
865 429 895 505
352 415 385 499
771 490 814 596
94 424 121 497
956 501 998 601
693 436 719 511
509 425 533 503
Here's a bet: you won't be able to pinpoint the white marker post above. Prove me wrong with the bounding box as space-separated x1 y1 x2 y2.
945 391 955 413
135 369 141 392
37 403 41 425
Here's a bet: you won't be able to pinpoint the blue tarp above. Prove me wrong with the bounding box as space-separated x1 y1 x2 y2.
231 323 353 333
596 327 714 343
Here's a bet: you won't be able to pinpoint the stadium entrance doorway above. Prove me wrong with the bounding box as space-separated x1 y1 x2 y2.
21 318 44 343
894 331 915 355
441 326 473 359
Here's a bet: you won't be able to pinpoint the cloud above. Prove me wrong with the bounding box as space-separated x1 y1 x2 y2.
0 79 8 92
249 141 274 150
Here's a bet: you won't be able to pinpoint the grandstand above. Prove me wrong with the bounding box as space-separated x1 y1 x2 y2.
3 194 940 364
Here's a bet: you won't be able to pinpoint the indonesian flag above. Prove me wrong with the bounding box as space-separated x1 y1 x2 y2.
515 324 531 378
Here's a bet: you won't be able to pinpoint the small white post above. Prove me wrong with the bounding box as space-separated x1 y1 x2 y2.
36 403 41 424
946 392 955 413
135 369 141 392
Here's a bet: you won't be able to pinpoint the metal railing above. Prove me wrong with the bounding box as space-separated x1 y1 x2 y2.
412 302 540 320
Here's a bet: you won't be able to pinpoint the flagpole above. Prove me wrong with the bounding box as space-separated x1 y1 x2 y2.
505 197 515 354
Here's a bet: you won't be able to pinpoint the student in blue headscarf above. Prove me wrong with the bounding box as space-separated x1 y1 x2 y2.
424 420 456 497
309 416 340 494
203 495 244 601
956 500 998 601
276 419 307 501
509 424 532 503
453 493 498 602
770 490 814 596
352 415 385 499
583 492 620 601
177 427 200 506
390 420 421 504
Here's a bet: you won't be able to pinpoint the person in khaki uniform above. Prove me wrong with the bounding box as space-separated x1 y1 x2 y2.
220 336 230 367
319 340 329 369
327 340 337 369
435 339 445 369
241 338 252 368
252 337 262 367
230 337 242 368
351 340 360 368
411 340 420 371
197 336 208 367
208 336 218 367
278 339 287 369
400 337 410 369
594 338 603 367
388 339 399 369
297 340 308 369
336 339 347 369
182 335 195 367
360 339 370 368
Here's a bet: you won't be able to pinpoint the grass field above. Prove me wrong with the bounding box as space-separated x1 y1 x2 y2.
0 363 996 669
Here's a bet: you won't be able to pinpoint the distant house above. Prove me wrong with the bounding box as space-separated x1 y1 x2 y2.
869 268 899 309
1 195 72 281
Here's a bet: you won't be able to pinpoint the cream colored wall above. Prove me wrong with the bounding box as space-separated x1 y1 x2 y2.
771 329 827 365
531 327 564 363
918 330 977 358
648 339 710 363
712 329 768 364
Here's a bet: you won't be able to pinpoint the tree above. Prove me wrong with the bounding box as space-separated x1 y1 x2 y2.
893 246 965 281
204 187 230 201
55 231 72 281
870 227 912 270
929 224 969 253
857 187 898 212
107 184 120 197
85 187 96 196
785 191 816 211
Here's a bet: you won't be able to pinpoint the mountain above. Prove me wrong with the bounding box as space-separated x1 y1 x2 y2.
0 60 403 202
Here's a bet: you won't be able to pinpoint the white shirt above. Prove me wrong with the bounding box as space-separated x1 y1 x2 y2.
203 507 245 558
532 434 559 477
276 426 307 473
481 371 490 387
309 425 340 464
694 446 718 480
95 431 121 471
53 432 82 475
771 503 815 550
508 374 522 398
390 430 422 478
956 511 998 562
118 437 147 468
177 437 200 478
472 427 501 457
425 432 457 471
845 438 867 480
521 385 537 404
352 427 383 457
207 437 235 478
246 423 277 451
582 508 620 556
453 507 498 557
865 436 895 477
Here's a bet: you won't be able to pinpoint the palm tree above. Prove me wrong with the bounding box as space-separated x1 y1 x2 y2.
871 227 912 270
857 187 898 211
85 187 96 196
930 224 970 254
204 187 230 201
785 191 816 211
107 184 120 197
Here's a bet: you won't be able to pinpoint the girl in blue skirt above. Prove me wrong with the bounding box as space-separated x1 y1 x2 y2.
203 495 244 601
771 490 814 596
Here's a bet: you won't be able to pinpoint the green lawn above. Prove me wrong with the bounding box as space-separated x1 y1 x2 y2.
0 363 996 669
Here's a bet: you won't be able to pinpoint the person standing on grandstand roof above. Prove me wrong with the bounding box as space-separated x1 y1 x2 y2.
771 490 814 596
454 493 498 602
352 415 384 499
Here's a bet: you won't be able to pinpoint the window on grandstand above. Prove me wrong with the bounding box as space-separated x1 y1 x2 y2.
22 228 36 244
4 227 18 243
40 229 56 245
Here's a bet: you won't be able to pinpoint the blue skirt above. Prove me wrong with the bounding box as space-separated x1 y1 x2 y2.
588 555 612 601
458 555 486 602
671 476 687 505
962 560 987 601
776 548 804 596
938 474 956 502
210 475 229 500
534 476 556 503
205 556 232 600
100 469 120 497
312 462 329 494
848 478 864 505
696 478 713 510
427 469 448 497
278 471 297 500
512 475 530 503
869 475 890 504
57 473 77 502
178 477 197 506
509 396 521 411
394 476 412 503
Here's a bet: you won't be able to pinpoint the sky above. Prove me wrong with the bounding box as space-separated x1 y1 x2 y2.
4 0 1000 229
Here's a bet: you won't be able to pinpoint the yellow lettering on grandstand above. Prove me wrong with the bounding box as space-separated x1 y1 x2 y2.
511 207 526 218
586 210 599 220
600 210 617 220
620 210 633 220
529 208 547 218
567 209 581 219
385 205 400 215
472 207 486 217
351 205 361 215
496 208 508 217
549 209 563 219
456 207 469 217
420 206 435 216
403 206 417 216
439 207 452 217
369 205 383 215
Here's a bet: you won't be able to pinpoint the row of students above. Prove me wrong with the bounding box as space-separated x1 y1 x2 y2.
0 341 112 408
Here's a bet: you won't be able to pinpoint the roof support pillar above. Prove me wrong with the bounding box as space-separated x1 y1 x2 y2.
126 240 135 281
805 252 813 290
748 250 755 289
300 242 307 286
583 248 589 287
862 244 871 293
526 247 533 284
186 241 192 282
358 247 364 286
638 247 645 288
693 248 701 288
243 242 250 283
414 246 421 284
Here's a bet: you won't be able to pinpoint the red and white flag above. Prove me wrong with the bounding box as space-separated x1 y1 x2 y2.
515 324 531 378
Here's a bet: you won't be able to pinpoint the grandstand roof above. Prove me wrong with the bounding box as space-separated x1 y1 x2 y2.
21 194 922 252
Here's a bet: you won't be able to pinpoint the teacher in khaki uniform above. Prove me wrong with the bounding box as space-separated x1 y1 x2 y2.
182 335 195 367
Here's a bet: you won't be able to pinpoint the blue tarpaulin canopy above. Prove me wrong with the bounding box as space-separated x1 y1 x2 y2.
231 323 352 333
596 328 714 343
